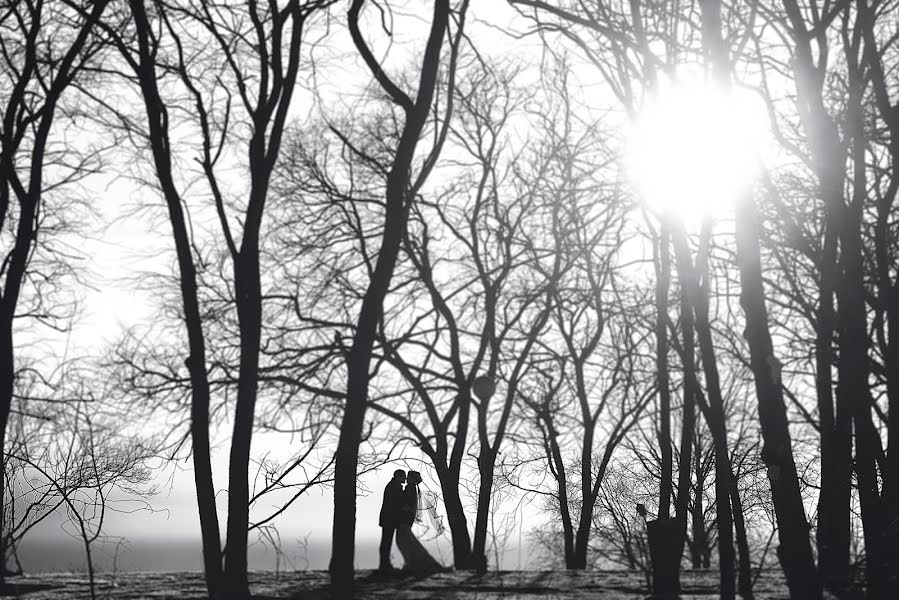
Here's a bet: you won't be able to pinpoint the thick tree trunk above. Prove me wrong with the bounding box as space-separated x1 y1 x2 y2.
885 295 899 592
839 210 892 598
330 4 451 595
437 468 474 569
780 0 855 591
733 195 819 599
330 180 410 597
571 513 592 570
647 518 682 598
221 251 263 600
471 452 495 573
696 0 820 594
330 348 371 598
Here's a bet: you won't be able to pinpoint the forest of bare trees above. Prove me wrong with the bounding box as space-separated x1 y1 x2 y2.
2 0 898 599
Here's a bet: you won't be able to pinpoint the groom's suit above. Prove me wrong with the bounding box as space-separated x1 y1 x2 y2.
378 478 405 568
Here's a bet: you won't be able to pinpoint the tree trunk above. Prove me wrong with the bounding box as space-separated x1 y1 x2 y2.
839 207 890 598
692 437 708 570
730 479 753 600
571 493 594 570
647 518 682 599
222 251 263 600
648 221 689 597
813 189 848 595
671 224 735 600
471 452 495 573
733 194 819 599
0 1 109 582
128 2 224 592
542 416 576 569
0 341 9 587
696 0 820 593
657 224 674 518
330 4 451 595
330 207 411 596
884 292 899 593
673 281 696 575
437 467 474 569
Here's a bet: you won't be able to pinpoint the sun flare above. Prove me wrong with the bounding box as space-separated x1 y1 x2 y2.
626 77 768 224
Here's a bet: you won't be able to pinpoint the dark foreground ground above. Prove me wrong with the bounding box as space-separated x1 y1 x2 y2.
0 569 791 599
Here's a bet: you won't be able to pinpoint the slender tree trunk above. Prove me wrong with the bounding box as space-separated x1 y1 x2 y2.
696 0 820 594
849 51 897 597
674 281 696 564
839 208 888 598
539 412 576 569
780 0 855 590
672 224 735 600
657 223 674 518
330 4 451 595
572 407 595 571
814 225 850 594
128 3 223 593
729 479 753 600
647 221 685 598
0 0 110 584
693 434 708 571
0 351 8 586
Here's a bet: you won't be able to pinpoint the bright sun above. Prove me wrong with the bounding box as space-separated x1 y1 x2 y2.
626 77 768 224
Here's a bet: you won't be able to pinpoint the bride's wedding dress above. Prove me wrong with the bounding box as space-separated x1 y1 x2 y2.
396 474 445 574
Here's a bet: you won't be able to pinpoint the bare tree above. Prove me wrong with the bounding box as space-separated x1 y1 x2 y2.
5 367 154 600
0 0 112 586
92 1 335 597
329 1 469 594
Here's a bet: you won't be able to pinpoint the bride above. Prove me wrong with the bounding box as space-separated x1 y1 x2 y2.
395 471 446 573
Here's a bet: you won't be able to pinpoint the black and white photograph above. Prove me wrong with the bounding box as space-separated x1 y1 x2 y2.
1 0 897 598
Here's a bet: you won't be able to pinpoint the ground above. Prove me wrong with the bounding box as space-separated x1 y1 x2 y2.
0 569 791 599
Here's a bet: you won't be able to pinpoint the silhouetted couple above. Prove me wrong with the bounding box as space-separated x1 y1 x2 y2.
378 469 445 574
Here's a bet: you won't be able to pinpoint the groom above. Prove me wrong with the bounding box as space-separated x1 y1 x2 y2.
378 469 406 572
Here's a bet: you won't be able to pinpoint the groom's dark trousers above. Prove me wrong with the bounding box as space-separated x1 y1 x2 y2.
378 478 404 567
379 524 397 567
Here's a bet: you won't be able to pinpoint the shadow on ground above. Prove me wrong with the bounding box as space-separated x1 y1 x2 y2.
1 569 790 599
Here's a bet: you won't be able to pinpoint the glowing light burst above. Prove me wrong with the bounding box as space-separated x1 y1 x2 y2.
626 78 768 224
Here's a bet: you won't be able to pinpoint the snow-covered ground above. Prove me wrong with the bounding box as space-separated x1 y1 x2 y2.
3 569 791 599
